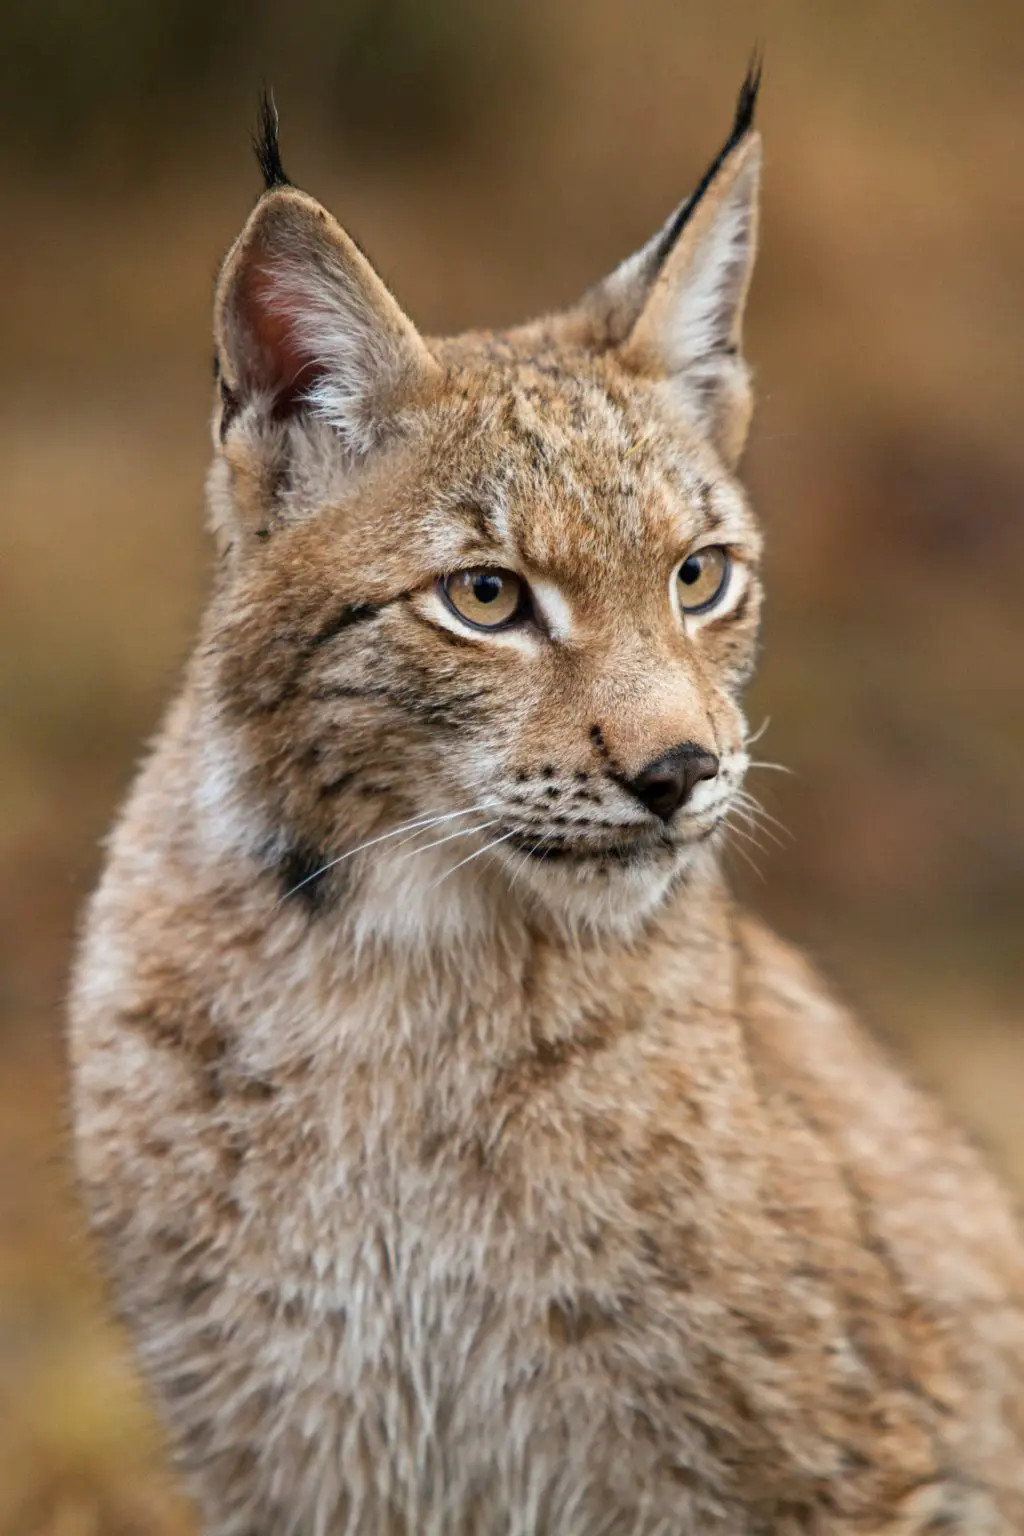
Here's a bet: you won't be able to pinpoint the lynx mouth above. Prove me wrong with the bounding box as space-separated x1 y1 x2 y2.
498 824 715 867
519 839 652 866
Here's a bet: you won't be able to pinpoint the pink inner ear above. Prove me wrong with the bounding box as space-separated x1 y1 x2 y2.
236 256 326 418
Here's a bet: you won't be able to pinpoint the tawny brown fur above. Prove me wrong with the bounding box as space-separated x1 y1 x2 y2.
69 80 1024 1535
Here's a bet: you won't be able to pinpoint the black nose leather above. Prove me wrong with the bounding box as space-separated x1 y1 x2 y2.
624 743 720 822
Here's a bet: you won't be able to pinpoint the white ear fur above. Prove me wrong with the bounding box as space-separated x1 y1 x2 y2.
642 140 760 373
214 188 439 457
619 132 761 466
257 250 430 455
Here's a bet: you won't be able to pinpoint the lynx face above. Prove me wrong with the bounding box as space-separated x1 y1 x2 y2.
204 76 763 936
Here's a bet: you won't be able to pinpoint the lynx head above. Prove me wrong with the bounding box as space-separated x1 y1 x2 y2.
203 69 764 942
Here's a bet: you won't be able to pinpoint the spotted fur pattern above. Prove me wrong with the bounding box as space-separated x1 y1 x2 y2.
69 74 1024 1535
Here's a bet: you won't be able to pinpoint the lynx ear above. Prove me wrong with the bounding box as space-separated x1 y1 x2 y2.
573 64 762 467
213 107 439 458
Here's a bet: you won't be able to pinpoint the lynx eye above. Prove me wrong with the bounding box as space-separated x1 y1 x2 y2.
676 546 731 615
441 568 526 630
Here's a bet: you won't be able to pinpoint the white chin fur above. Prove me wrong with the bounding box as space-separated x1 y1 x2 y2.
499 844 707 940
348 833 710 951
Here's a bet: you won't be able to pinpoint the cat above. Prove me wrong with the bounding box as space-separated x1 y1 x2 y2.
69 68 1024 1534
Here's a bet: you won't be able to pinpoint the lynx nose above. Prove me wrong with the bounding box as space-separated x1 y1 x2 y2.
624 743 720 822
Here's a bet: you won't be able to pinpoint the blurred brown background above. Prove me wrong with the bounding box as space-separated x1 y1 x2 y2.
1 1 1022 1530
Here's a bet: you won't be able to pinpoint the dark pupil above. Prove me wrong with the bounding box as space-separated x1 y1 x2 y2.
679 555 704 587
473 574 503 605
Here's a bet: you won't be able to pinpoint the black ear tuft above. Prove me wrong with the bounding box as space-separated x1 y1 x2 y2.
653 52 764 269
252 87 291 191
731 49 763 142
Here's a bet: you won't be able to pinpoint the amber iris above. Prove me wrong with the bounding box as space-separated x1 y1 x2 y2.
442 568 525 629
676 546 730 614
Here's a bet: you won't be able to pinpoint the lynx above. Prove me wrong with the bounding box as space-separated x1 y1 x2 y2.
69 68 1024 1535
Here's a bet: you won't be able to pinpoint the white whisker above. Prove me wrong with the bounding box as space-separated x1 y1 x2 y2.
724 832 765 882
731 793 789 843
392 820 500 864
384 818 467 858
429 830 519 892
745 715 772 747
507 828 557 893
276 804 495 903
725 818 773 857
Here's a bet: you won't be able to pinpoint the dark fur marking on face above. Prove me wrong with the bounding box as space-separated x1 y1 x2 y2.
317 772 355 798
727 587 754 629
303 668 486 734
308 604 380 651
458 501 499 544
398 693 487 729
276 841 335 911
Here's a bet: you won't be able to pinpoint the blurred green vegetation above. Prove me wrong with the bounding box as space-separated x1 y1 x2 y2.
0 0 531 169
1 2 1023 1531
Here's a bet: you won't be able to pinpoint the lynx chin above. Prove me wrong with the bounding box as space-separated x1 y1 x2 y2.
69 67 1024 1535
